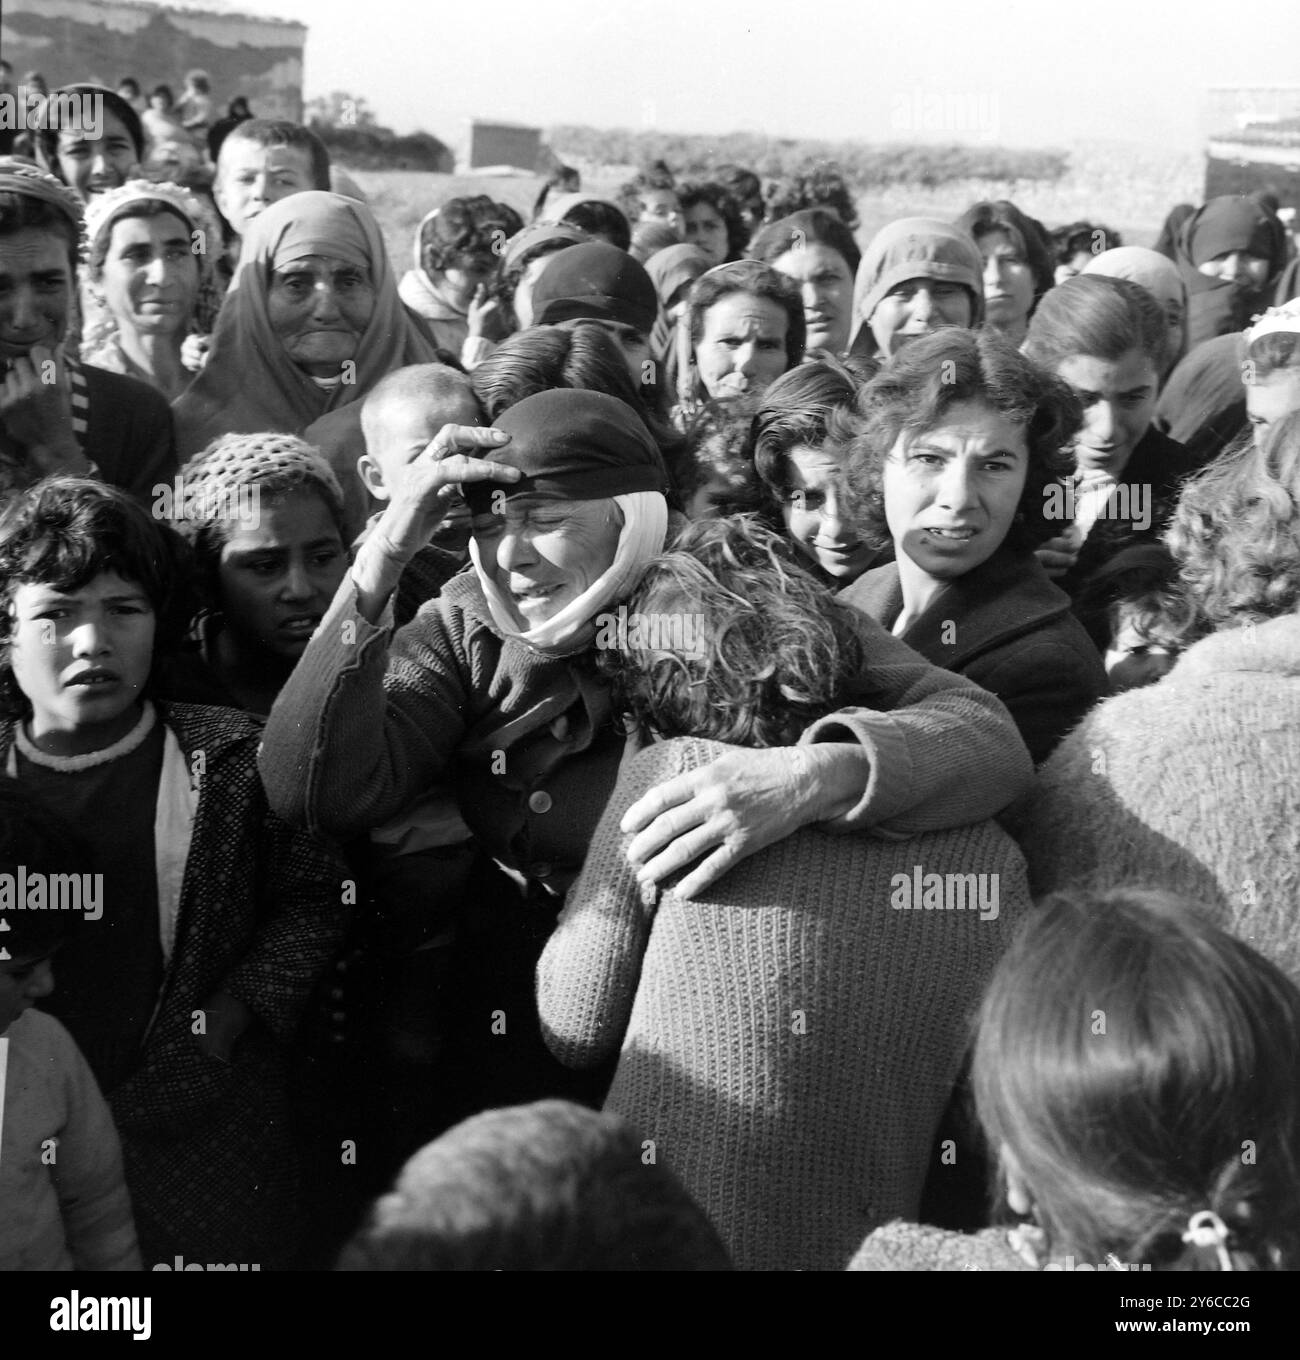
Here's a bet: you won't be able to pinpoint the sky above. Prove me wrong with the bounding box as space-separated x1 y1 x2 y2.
222 0 1299 152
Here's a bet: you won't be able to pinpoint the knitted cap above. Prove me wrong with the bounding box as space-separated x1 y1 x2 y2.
531 242 658 336
173 431 343 531
854 217 984 326
463 389 666 515
0 155 85 251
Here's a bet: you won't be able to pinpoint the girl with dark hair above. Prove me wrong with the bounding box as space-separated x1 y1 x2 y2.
954 200 1054 347
0 477 348 1267
748 209 861 357
842 327 1105 763
37 85 144 204
750 353 877 584
1049 220 1122 284
1023 274 1200 602
678 181 746 266
540 194 631 252
853 889 1300 1271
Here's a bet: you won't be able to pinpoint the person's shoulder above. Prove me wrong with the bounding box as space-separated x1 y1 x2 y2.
160 701 261 757
78 361 171 417
7 1007 82 1066
838 561 898 614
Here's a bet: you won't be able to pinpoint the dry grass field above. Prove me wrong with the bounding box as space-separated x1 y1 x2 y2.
345 140 1205 270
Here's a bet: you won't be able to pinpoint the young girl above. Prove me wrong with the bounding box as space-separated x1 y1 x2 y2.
166 434 351 719
852 888 1300 1271
0 477 349 1267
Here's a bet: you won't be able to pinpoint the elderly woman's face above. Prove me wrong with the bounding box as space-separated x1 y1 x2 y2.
696 292 789 410
472 495 623 628
883 399 1029 582
100 211 200 339
771 242 854 356
870 278 972 358
267 254 376 377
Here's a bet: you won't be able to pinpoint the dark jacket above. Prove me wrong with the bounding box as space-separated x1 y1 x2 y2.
82 362 178 504
1054 425 1198 602
11 702 349 1267
842 548 1106 765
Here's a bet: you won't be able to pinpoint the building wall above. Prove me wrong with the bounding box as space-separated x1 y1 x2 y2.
466 121 542 172
2 0 306 121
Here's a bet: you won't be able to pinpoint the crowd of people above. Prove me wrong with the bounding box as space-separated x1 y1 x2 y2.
1 71 1299 1274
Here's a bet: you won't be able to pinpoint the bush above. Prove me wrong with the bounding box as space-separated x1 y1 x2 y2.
309 121 455 173
548 125 1069 191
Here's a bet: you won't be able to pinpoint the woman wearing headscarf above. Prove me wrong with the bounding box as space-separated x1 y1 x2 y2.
80 179 220 401
646 243 712 366
259 390 1034 1114
173 190 441 508
849 217 984 368
1174 196 1288 352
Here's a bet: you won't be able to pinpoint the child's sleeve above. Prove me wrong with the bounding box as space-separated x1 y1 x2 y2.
49 1025 141 1271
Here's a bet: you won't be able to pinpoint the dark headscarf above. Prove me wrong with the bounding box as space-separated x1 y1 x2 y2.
1175 197 1288 350
531 242 658 337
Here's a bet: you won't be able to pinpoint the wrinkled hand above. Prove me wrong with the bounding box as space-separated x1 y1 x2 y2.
467 284 512 343
621 746 826 898
0 345 81 468
372 424 521 562
1034 529 1081 578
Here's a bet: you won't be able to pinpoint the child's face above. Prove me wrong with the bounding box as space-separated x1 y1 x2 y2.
215 140 316 237
217 488 348 661
360 396 481 501
8 571 155 753
0 951 55 1035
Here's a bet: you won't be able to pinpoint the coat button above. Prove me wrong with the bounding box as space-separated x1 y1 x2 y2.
528 790 553 814
530 862 552 879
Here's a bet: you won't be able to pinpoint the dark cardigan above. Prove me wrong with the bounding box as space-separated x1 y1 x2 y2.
842 547 1107 765
81 362 178 504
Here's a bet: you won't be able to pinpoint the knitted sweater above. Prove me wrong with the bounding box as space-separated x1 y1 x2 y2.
0 1010 140 1271
537 736 1032 1271
259 573 1035 896
1019 613 1300 978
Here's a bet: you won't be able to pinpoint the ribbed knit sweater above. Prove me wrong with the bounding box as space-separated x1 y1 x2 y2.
537 736 1032 1271
1019 613 1300 979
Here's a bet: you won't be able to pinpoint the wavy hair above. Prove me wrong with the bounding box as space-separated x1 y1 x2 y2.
597 516 868 747
974 888 1300 1270
843 327 1080 554
1161 409 1300 644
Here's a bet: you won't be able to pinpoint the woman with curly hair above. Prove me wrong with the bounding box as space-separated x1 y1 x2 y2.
841 328 1106 764
678 181 747 266
1018 408 1300 977
397 195 523 368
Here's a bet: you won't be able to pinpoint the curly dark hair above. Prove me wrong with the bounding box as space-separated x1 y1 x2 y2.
747 207 862 278
667 409 768 519
0 477 197 718
1050 220 1123 268
762 165 859 231
598 515 869 748
678 181 748 263
421 195 523 276
843 327 1081 555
